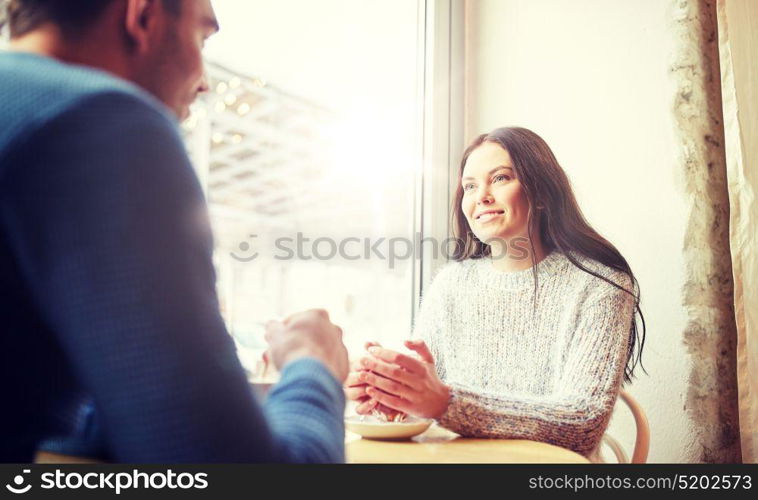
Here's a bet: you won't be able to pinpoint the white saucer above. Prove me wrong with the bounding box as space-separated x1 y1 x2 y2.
345 415 433 440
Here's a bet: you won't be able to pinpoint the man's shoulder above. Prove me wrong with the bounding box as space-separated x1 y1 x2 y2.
0 52 172 154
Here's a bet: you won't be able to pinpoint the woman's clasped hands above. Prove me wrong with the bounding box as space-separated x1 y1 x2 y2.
344 339 451 420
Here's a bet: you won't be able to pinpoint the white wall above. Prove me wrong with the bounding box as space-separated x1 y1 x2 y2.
465 0 697 462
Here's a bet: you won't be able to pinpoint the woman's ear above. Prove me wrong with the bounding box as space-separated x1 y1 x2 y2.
124 0 158 53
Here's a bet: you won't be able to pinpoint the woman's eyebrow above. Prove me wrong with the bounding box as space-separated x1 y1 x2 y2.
462 165 513 181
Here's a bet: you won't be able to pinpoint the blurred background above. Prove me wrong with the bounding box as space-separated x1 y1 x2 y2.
182 0 422 364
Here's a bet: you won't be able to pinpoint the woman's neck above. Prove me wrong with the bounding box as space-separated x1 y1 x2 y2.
488 237 548 273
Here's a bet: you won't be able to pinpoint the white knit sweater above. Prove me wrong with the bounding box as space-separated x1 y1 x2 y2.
412 250 636 457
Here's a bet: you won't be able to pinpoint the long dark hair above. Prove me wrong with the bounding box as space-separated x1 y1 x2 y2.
452 127 646 383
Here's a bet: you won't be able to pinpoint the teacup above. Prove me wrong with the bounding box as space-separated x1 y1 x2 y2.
251 382 275 400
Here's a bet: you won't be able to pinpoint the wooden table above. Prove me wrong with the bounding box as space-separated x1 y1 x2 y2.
36 451 102 464
346 425 590 464
36 426 589 464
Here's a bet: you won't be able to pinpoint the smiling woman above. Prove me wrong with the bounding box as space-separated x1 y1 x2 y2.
458 142 538 270
346 126 646 459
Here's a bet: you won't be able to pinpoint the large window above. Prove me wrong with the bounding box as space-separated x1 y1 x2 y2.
182 0 447 375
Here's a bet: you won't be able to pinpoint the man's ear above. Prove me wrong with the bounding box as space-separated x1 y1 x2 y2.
124 0 159 52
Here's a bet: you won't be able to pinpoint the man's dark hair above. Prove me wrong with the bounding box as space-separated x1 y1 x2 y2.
1 0 182 39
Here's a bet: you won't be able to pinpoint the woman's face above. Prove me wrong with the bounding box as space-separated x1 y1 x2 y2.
461 141 532 243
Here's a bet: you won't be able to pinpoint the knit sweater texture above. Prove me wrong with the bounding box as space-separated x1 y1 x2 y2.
412 250 636 457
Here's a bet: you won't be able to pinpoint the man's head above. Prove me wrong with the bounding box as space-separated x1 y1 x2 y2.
4 0 219 120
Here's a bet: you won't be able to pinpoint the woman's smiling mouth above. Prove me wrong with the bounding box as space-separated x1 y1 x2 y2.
475 210 505 222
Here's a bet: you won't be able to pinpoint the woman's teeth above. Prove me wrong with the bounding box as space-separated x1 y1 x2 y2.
478 211 504 222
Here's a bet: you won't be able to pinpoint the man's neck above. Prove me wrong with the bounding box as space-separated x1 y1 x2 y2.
10 24 132 81
9 28 60 57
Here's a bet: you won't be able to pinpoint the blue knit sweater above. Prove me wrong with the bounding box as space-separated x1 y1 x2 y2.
0 52 345 463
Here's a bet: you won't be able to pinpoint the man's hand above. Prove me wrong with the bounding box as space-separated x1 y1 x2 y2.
264 309 349 382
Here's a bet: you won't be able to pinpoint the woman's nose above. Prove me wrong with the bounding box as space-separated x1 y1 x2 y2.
476 187 494 205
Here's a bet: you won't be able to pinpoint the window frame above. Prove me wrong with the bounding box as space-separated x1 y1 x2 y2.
412 0 465 320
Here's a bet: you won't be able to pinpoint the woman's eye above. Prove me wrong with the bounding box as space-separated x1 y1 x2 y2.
463 183 476 192
493 174 511 182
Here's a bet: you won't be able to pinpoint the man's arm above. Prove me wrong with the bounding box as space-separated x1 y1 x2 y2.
0 92 344 462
